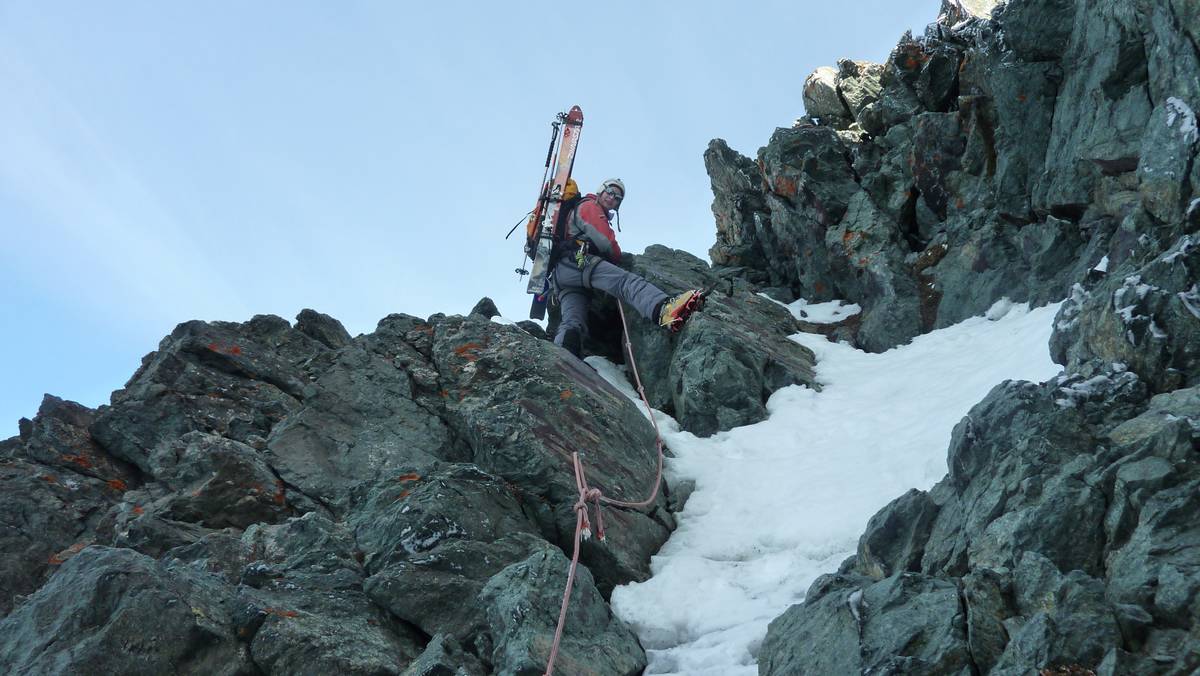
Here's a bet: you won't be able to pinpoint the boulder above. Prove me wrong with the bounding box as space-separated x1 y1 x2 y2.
803 66 850 127
479 543 646 676
621 246 819 436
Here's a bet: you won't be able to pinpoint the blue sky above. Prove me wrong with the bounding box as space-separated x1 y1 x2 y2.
1 2 933 435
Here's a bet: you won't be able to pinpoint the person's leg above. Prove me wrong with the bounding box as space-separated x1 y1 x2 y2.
585 260 669 321
554 289 589 356
552 259 590 356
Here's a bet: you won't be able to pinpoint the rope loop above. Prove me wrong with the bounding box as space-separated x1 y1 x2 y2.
543 302 667 676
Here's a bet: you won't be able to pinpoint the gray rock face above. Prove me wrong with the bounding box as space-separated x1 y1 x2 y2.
1 308 664 672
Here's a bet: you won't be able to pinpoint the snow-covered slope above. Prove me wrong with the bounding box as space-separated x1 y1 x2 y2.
602 299 1063 675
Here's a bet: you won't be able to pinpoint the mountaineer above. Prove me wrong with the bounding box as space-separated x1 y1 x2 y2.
552 178 706 358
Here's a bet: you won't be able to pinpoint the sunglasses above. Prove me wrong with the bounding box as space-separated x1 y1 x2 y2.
604 187 625 201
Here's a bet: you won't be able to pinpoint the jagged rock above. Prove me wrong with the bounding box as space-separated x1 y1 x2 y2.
0 546 256 674
836 59 885 123
0 456 121 617
423 313 672 593
295 308 353 349
1138 98 1199 224
705 138 769 273
166 512 427 675
479 543 645 676
759 573 869 675
351 463 546 643
855 488 940 580
962 567 1012 673
921 379 1104 576
469 297 500 319
995 566 1124 674
1034 2 1154 214
1051 234 1200 394
145 432 294 529
514 320 548 340
264 339 463 516
18 394 139 486
760 572 972 675
402 634 486 676
91 315 325 475
938 0 1000 25
993 0 1075 63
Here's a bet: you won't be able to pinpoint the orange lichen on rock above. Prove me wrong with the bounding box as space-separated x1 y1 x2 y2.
454 342 483 362
48 542 88 565
63 454 94 469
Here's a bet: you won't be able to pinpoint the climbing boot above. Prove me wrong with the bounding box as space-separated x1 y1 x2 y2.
658 289 706 332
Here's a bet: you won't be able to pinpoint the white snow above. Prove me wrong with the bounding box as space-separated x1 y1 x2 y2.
985 296 1015 320
1166 97 1198 143
764 295 862 324
595 300 1063 675
1093 256 1109 273
1179 284 1200 320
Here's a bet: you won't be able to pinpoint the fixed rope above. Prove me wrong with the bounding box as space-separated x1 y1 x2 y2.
544 302 667 676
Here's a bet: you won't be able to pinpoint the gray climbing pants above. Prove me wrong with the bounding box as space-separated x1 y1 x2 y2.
552 255 669 346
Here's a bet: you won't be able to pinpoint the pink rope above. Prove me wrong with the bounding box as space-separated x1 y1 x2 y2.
543 302 667 676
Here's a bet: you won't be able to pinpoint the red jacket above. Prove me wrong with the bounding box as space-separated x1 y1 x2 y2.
566 195 622 262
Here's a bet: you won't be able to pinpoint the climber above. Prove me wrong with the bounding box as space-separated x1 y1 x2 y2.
552 178 706 358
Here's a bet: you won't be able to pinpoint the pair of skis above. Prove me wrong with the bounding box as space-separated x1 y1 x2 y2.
524 106 584 320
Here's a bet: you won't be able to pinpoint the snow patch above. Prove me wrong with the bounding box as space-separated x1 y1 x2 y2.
764 295 862 324
985 297 1015 320
1178 284 1200 319
1162 234 1196 264
1113 276 1156 329
398 522 466 554
1093 256 1109 273
1166 97 1199 143
1055 370 1139 409
1056 283 1089 332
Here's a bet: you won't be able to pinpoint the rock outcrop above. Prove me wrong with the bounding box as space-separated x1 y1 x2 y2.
752 0 1200 673
707 0 1200 354
1 307 708 673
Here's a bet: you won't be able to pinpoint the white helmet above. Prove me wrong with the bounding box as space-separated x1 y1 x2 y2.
598 178 626 199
